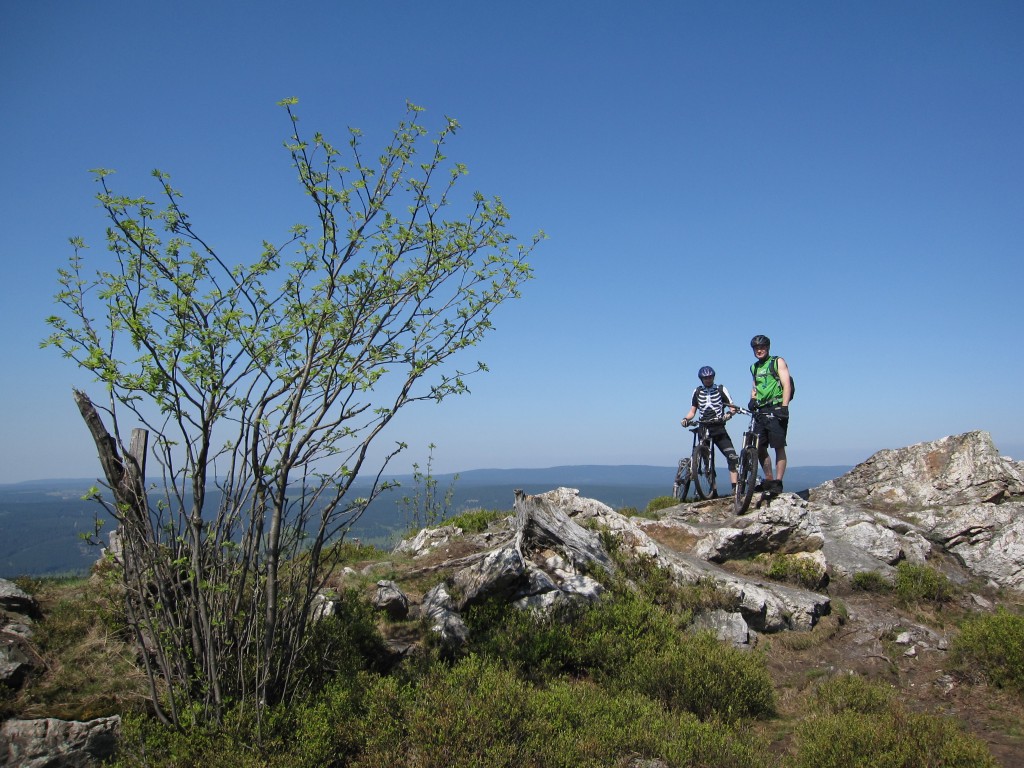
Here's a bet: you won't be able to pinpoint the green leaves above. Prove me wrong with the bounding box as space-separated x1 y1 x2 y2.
44 101 542 724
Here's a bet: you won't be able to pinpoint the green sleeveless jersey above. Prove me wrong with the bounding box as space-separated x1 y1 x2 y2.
752 356 784 406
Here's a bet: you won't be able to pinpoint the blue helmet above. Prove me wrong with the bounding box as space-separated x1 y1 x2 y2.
698 366 715 379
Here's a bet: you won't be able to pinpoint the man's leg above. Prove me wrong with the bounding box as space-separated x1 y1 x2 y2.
714 431 739 486
771 412 789 490
775 447 787 482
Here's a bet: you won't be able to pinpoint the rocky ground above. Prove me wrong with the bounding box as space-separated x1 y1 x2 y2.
636 495 1024 767
367 430 1024 766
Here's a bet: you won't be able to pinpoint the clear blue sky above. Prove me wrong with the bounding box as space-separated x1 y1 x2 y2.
2 1 1022 484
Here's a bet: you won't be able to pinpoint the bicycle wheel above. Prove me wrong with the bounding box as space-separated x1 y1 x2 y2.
693 444 716 500
673 458 691 501
734 446 758 515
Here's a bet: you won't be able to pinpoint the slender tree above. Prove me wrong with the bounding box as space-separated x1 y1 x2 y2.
43 99 541 725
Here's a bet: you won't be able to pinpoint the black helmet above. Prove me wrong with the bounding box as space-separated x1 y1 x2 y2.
698 366 715 379
750 334 770 349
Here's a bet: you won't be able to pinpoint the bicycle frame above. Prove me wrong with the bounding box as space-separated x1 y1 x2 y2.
677 414 733 501
733 408 775 514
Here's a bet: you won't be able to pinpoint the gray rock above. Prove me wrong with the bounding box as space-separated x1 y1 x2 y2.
451 545 526 610
813 431 1024 510
420 583 469 652
310 590 340 620
692 499 825 562
692 609 750 647
917 502 1024 590
0 579 40 619
393 525 464 558
1 634 36 689
1 716 120 768
372 580 410 620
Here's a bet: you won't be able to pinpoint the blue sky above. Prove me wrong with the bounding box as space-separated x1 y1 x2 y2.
1 1 1022 484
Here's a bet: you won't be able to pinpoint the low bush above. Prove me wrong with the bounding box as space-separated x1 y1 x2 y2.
813 674 894 715
444 508 506 533
467 583 774 722
351 654 768 768
759 553 825 590
894 561 954 604
951 608 1024 696
852 570 891 593
645 495 679 515
612 629 776 721
297 588 392 685
792 708 997 767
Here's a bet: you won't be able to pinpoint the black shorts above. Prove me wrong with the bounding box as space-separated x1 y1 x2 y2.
754 408 788 451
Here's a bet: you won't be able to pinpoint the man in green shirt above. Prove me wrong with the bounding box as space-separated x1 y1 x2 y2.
748 334 792 493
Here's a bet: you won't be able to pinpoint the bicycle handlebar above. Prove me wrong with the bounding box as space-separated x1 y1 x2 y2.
734 407 778 419
682 410 738 428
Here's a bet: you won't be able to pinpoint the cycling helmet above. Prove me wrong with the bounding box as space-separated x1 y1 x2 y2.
698 366 715 379
750 334 771 349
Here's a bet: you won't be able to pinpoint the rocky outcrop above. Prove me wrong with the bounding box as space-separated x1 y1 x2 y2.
392 525 464 558
809 431 1024 589
1 579 41 690
812 430 1024 509
392 487 832 650
1 716 120 768
372 580 411 620
388 430 1023 655
0 580 41 620
916 502 1024 590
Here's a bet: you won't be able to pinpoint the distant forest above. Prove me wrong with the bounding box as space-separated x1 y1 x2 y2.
0 465 850 577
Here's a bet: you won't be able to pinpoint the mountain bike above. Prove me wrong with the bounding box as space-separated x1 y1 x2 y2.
733 408 777 514
673 414 734 501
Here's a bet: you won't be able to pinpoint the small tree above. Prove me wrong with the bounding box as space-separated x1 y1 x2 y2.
43 99 541 726
399 443 460 532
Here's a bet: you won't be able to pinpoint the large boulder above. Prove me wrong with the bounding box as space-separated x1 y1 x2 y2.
807 431 1024 589
1 579 41 690
915 502 1024 590
1 716 120 768
812 431 1024 510
0 579 40 620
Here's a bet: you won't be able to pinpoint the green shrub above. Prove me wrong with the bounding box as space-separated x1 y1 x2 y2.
351 655 768 768
355 654 530 767
813 674 894 715
297 588 391 684
464 598 581 682
645 495 679 515
793 709 997 767
951 608 1024 695
894 561 953 604
611 552 738 618
852 570 891 593
328 539 388 564
467 587 773 722
613 630 776 721
759 553 825 590
445 508 506 533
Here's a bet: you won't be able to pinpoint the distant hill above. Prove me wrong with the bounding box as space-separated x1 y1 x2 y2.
0 464 851 577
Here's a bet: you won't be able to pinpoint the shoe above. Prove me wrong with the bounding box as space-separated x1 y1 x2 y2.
765 480 783 494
